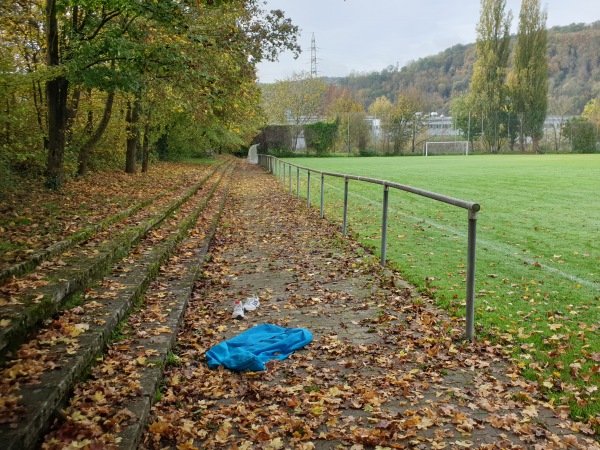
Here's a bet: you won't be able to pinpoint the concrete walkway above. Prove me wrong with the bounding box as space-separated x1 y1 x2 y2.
137 162 598 450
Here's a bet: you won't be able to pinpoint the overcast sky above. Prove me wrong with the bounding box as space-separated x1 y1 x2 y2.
256 0 600 83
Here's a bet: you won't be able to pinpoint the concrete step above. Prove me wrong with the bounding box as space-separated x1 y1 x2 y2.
0 161 234 450
0 163 223 285
0 163 226 359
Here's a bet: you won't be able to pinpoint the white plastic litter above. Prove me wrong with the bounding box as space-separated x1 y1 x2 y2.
243 295 260 312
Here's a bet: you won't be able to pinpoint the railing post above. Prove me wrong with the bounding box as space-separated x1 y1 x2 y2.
342 177 349 236
288 165 292 193
320 173 325 219
466 210 478 340
381 184 389 267
307 171 311 208
282 161 286 186
297 167 300 200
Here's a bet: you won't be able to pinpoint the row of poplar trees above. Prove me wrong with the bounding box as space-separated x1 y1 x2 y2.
1 1 300 189
454 0 548 153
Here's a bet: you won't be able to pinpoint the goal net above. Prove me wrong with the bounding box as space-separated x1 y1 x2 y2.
424 141 469 156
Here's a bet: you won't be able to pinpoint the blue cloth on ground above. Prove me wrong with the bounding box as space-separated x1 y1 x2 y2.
206 324 312 372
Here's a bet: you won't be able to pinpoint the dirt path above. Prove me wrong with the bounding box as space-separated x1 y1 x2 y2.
140 163 598 449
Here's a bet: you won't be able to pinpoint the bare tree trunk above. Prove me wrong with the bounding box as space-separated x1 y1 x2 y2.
4 97 10 145
30 54 48 149
66 86 81 146
45 0 69 189
77 91 115 176
125 99 140 174
532 136 540 154
518 114 525 152
141 119 150 173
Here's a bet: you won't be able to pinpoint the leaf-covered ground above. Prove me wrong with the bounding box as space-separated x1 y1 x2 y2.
140 164 598 449
0 162 214 272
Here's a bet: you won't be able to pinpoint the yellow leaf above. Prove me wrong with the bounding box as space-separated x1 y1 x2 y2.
522 404 538 417
417 417 435 429
70 440 93 449
69 323 89 337
265 437 284 449
93 391 106 403
311 405 324 416
70 410 86 422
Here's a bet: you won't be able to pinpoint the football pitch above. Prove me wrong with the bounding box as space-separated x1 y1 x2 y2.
280 154 599 420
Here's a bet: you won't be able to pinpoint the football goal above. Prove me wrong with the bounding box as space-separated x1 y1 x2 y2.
424 141 469 156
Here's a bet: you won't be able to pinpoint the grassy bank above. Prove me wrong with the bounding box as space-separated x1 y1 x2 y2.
281 154 600 425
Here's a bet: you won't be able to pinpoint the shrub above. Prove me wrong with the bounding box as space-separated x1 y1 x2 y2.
304 120 339 155
563 118 597 153
253 126 293 152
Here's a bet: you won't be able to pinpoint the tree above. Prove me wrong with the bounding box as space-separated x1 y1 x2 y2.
0 1 48 161
451 94 482 150
580 97 600 152
0 1 300 186
368 96 393 153
547 96 575 152
582 97 600 127
44 0 68 188
468 0 512 153
324 87 368 153
41 0 186 186
388 93 422 155
76 89 115 176
508 0 548 153
261 72 328 150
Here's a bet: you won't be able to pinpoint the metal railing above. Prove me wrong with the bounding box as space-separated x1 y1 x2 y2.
258 154 481 340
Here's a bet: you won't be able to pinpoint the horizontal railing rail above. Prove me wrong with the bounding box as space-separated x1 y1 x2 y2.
258 154 481 340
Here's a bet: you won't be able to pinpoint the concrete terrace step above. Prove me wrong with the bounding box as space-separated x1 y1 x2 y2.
0 162 234 450
0 163 227 359
73 170 232 450
0 162 223 285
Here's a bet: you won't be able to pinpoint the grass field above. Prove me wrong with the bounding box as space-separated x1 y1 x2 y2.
281 154 600 424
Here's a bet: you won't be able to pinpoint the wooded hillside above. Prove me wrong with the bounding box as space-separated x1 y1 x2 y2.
333 22 600 114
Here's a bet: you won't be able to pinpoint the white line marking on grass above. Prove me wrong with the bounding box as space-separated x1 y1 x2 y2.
324 182 599 290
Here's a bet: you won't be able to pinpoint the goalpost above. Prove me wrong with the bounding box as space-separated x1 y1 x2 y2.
424 141 469 156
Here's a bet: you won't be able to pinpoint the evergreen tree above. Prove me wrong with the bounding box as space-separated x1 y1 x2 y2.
468 0 512 153
509 0 548 153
